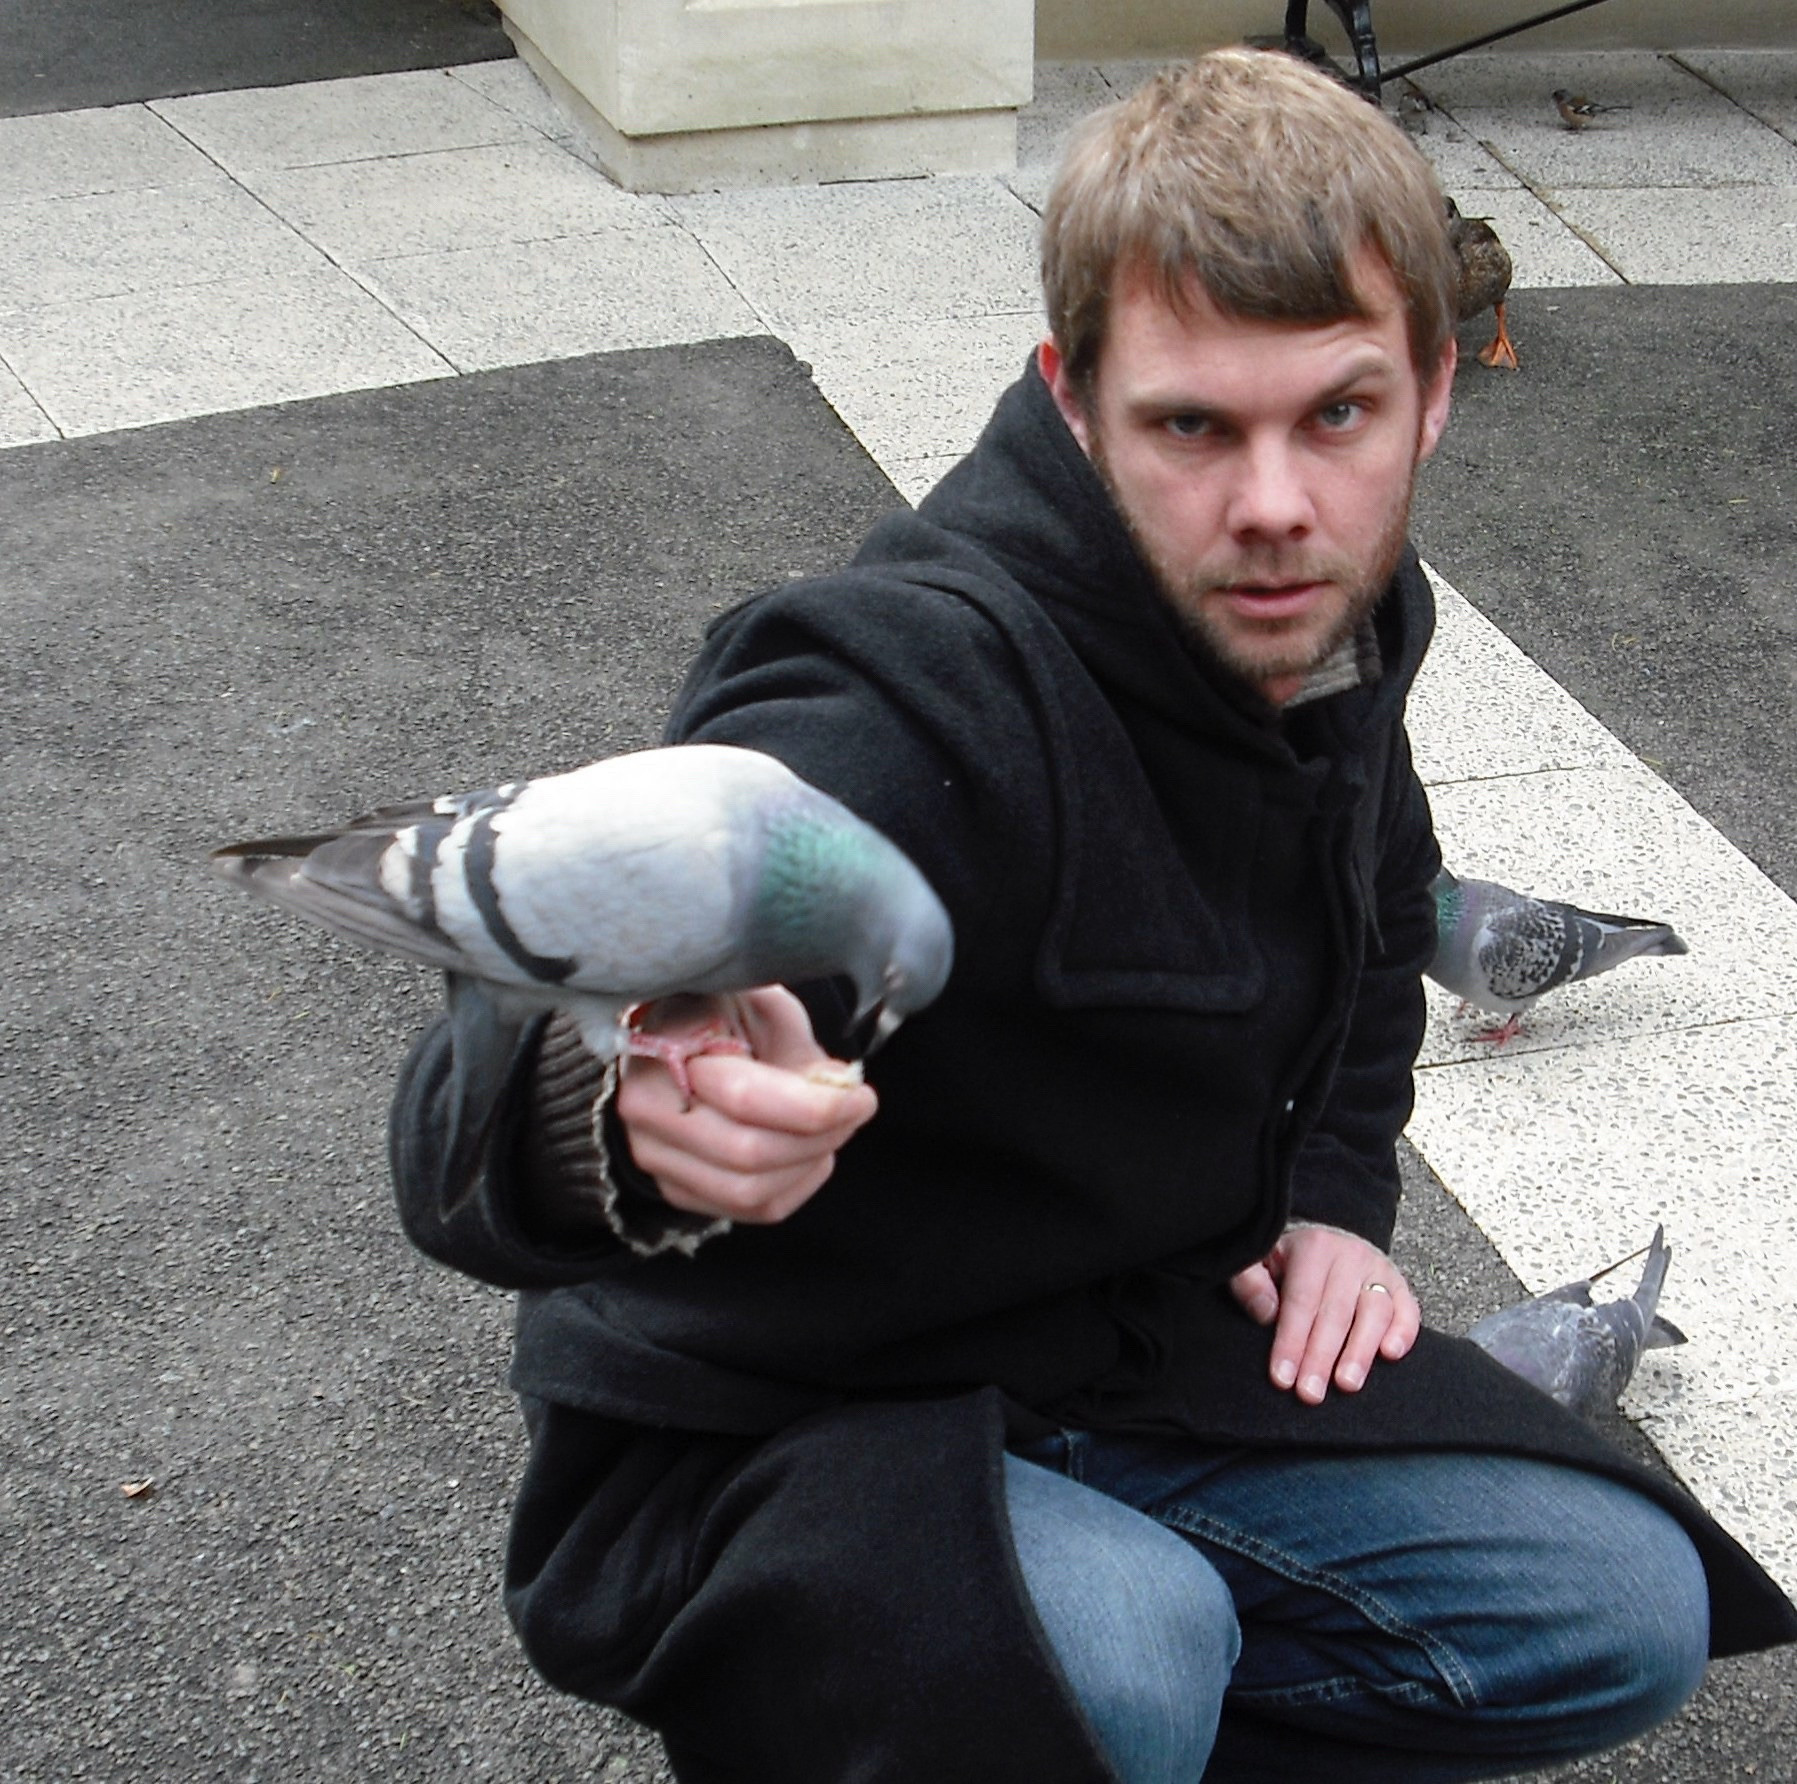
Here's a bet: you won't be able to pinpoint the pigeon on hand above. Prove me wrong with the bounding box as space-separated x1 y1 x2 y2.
214 744 954 1183
1553 88 1633 131
1427 867 1688 1044
1466 1225 1687 1419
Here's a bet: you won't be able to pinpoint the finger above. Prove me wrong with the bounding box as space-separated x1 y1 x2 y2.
620 1049 874 1227
643 1143 838 1224
1263 1245 1335 1397
1378 1278 1422 1360
621 1044 876 1141
1272 1247 1369 1404
1332 1285 1397 1392
729 984 838 1070
1333 1276 1422 1388
686 1047 878 1137
626 1070 875 1178
1292 1285 1361 1405
1229 1261 1280 1326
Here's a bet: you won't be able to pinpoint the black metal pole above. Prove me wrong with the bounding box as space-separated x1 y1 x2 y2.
1380 0 1616 83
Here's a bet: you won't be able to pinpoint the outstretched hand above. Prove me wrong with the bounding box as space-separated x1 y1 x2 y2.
1230 1222 1420 1404
617 987 878 1226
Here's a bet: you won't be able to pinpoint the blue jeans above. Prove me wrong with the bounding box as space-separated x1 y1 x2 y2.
1005 1432 1709 1783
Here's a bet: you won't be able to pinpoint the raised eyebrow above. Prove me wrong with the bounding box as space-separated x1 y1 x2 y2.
1315 355 1403 407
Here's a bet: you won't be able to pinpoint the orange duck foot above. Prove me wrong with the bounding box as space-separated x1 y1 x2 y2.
1477 301 1519 369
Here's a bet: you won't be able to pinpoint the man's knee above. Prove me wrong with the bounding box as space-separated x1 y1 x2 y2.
1005 1455 1240 1784
1475 1465 1709 1741
1576 1489 1710 1731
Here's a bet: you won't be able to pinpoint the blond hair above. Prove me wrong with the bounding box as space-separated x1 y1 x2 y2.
1042 49 1456 395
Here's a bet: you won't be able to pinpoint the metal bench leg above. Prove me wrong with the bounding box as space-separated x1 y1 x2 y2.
1281 0 1383 99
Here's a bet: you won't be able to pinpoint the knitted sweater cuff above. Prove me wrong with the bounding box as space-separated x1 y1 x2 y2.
525 1014 731 1259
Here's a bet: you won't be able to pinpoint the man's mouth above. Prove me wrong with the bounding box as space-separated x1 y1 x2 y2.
1218 581 1328 621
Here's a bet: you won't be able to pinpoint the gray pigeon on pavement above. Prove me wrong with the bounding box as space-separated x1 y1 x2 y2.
214 744 954 1182
1466 1225 1688 1419
1428 867 1688 1042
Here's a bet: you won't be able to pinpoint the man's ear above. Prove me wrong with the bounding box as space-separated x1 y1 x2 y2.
1416 338 1456 464
1036 338 1093 454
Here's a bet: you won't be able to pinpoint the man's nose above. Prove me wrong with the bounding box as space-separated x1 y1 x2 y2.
1226 436 1315 540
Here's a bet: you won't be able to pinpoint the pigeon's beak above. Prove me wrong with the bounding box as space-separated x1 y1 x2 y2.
868 1004 902 1053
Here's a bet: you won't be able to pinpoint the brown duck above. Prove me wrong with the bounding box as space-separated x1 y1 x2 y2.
1446 197 1518 370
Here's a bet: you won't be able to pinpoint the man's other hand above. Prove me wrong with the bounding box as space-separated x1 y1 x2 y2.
1229 1222 1420 1404
617 988 878 1225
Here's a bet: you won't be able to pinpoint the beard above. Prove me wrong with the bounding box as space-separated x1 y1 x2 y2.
1090 435 1418 698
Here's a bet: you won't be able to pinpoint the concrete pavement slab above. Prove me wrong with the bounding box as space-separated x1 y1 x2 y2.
0 266 454 437
1435 186 1623 288
0 181 325 313
1678 49 1797 144
1409 574 1641 783
151 67 540 173
0 104 224 206
1392 1144 1797 1782
1411 1017 1797 1417
447 57 585 147
1015 61 1117 170
238 140 661 264
1548 185 1797 284
356 230 764 374
0 358 57 446
1420 763 1797 1060
786 314 1046 464
670 177 1042 332
1404 108 1529 194
1412 51 1797 190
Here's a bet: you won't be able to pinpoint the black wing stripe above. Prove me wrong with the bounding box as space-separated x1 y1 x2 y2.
463 809 576 984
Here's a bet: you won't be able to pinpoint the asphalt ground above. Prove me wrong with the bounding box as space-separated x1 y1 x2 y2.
4 320 1794 1780
0 0 510 116
1416 284 1797 903
0 341 898 1782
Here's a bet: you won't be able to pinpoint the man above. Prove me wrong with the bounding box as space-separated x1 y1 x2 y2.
393 49 1794 1783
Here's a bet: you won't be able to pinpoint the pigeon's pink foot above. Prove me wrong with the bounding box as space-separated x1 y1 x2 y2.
1471 1012 1524 1046
623 1005 752 1105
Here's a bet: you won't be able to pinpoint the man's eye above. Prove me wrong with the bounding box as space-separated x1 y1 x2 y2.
1317 400 1364 429
1165 413 1212 438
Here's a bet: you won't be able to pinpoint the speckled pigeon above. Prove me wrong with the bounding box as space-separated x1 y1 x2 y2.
1466 1225 1688 1419
213 744 954 1181
1428 867 1688 1043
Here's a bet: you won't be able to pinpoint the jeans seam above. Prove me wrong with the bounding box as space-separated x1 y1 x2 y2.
1153 1503 1483 1710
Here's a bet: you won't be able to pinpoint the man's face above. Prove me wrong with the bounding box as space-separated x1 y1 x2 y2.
1042 249 1454 706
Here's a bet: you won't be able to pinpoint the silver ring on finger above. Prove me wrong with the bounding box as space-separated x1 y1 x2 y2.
1362 1281 1391 1297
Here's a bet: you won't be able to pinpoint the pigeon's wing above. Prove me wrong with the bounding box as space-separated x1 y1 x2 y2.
441 752 763 1000
1537 1279 1596 1308
1477 893 1583 1003
1467 1301 1594 1409
212 815 483 977
214 753 756 999
439 970 538 1208
1565 906 1689 981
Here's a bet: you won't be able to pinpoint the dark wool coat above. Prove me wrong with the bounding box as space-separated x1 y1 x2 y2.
392 361 1797 1782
